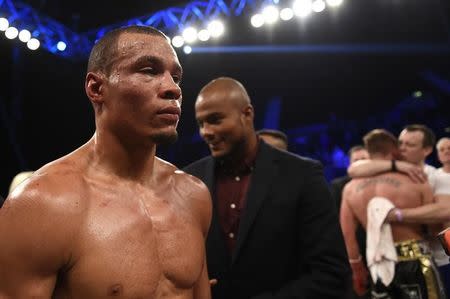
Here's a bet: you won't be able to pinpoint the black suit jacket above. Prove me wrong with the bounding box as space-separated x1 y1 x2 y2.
184 142 350 299
330 175 352 212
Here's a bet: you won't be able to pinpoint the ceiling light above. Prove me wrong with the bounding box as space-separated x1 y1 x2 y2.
250 14 265 28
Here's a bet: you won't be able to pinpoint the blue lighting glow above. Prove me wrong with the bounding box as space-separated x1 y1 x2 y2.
0 0 276 58
56 41 66 51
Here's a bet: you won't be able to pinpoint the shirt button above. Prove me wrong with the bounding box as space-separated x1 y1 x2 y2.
235 176 240 181
228 232 235 239
230 203 236 209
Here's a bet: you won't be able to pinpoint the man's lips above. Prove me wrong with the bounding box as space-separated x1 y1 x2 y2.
158 106 181 116
207 141 222 149
157 106 181 122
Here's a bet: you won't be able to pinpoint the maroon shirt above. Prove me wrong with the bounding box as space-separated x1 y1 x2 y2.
215 143 258 254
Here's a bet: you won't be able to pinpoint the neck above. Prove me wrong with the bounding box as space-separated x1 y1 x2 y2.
89 129 157 183
416 160 426 168
227 133 258 164
443 163 450 173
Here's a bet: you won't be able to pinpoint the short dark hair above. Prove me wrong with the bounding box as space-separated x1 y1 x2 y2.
403 124 436 148
363 129 398 156
256 129 288 145
347 145 365 157
87 25 168 76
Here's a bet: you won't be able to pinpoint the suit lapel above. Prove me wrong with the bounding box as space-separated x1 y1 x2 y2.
204 158 232 266
201 157 215 194
232 143 278 264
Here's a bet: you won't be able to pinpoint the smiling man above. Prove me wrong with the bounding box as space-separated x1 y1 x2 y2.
0 26 212 298
184 77 350 299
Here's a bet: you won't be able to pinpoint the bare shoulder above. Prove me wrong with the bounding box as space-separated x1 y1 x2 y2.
4 156 87 221
156 157 210 199
0 156 87 274
343 179 358 198
156 158 212 234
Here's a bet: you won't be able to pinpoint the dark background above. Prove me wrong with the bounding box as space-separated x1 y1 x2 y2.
1 0 450 197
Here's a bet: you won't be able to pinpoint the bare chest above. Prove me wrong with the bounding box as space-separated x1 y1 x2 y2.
57 189 204 298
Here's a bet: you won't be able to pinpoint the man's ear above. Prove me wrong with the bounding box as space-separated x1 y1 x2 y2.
242 104 254 121
85 72 105 105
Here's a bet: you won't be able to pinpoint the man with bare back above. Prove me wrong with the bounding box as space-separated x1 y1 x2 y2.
0 25 212 298
341 129 444 299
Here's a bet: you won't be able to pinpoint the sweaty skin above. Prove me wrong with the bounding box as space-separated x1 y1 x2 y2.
342 172 433 245
0 32 212 299
340 171 433 295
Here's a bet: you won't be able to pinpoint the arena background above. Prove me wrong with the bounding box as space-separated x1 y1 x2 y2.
1 0 449 197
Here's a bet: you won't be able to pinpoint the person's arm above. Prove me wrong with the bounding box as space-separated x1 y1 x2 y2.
193 255 211 299
340 187 369 296
0 181 72 297
387 195 450 224
386 182 449 224
251 161 351 299
348 159 426 183
188 175 212 299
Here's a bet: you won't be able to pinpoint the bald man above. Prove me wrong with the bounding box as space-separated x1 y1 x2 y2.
183 77 350 299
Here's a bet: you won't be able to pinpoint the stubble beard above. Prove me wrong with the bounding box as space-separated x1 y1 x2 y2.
151 131 178 145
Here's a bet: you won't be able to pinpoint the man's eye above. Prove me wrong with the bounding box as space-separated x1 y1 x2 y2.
209 118 221 124
141 68 156 74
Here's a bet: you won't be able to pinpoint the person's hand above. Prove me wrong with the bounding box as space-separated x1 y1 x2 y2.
385 208 398 223
396 161 427 183
351 261 369 296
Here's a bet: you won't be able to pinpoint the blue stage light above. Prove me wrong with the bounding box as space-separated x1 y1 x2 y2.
57 41 66 51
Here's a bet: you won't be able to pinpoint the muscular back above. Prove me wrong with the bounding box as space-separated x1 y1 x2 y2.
344 172 432 242
0 143 212 298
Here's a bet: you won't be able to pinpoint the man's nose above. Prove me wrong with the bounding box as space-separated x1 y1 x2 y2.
159 73 182 100
200 124 213 140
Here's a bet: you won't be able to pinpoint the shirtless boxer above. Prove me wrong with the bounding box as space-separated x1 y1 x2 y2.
341 129 443 298
0 26 212 298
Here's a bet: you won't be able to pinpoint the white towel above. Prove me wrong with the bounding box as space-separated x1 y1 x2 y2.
366 197 398 286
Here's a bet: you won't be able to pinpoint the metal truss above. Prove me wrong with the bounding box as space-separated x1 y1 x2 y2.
0 0 274 59
0 0 90 59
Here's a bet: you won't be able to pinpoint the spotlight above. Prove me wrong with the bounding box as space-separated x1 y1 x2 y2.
57 41 67 51
198 29 210 42
207 20 224 38
18 29 31 42
280 8 294 21
183 45 192 54
250 14 265 28
182 27 197 43
0 18 9 31
312 0 326 12
326 0 343 7
262 6 279 24
27 38 40 50
293 0 312 17
5 26 18 39
171 35 184 48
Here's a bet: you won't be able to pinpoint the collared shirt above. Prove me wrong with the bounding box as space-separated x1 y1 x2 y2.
215 141 259 254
